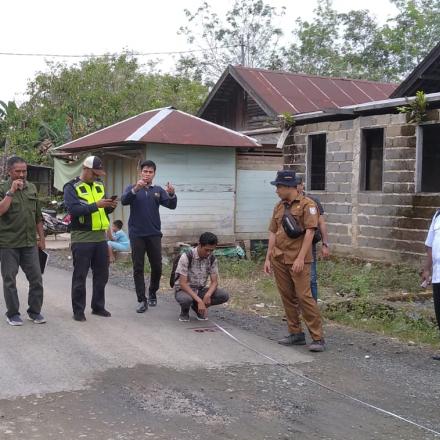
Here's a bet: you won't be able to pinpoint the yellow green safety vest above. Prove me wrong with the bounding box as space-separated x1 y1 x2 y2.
74 180 110 231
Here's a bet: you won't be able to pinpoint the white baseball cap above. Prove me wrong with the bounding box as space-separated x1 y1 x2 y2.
83 156 105 176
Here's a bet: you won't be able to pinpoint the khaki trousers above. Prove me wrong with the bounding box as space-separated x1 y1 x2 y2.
271 257 323 341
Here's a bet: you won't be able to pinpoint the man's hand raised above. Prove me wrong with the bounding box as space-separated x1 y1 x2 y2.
133 179 148 192
165 182 175 195
10 179 24 193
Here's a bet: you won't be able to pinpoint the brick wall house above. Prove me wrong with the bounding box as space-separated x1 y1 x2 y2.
198 43 440 262
284 101 440 263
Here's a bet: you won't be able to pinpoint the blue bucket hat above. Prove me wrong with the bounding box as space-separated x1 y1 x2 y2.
270 170 299 187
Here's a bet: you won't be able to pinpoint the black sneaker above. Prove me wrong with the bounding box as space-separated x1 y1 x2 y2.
148 295 157 307
92 309 111 317
136 301 148 313
6 314 23 326
191 303 208 321
73 313 86 322
178 311 190 322
309 339 326 352
278 332 306 346
27 313 46 324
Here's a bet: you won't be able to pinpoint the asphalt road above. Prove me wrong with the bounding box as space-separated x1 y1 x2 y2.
0 266 439 439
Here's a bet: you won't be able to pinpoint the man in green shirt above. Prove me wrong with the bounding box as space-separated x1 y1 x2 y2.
0 156 46 326
63 156 117 322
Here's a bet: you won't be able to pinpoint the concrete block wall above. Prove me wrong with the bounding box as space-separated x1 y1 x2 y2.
284 111 440 263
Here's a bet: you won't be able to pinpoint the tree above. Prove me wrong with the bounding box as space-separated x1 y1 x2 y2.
26 54 206 139
0 100 41 164
382 0 440 77
178 0 285 85
0 53 208 163
283 1 397 80
283 0 343 78
283 0 440 82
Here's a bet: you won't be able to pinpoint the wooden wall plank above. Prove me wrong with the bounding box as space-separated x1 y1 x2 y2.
147 144 236 238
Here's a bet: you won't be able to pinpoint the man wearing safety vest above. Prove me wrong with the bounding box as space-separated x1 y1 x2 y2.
63 156 117 322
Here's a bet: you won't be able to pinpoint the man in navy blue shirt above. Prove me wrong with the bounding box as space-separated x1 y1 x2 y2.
121 160 177 312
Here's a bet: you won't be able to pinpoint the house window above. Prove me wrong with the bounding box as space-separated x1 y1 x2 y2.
421 125 440 192
361 128 384 191
308 133 326 190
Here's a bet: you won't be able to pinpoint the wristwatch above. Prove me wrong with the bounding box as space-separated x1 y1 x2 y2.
5 191 14 198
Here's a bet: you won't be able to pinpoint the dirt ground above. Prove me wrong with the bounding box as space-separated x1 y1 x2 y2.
0 252 438 440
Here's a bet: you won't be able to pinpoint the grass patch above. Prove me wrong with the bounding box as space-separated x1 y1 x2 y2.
324 299 440 346
219 255 439 347
319 258 422 296
217 257 261 279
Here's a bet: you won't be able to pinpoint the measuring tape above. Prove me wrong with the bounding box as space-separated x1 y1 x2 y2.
213 321 440 437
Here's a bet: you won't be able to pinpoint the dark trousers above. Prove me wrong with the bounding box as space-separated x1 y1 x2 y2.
433 283 440 332
71 241 109 315
175 287 229 313
131 236 162 303
0 246 43 318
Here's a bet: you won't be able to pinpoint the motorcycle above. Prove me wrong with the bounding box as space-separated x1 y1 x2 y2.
41 201 71 237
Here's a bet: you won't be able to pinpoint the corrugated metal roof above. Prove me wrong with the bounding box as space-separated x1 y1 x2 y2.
55 107 261 152
199 65 398 118
233 66 398 115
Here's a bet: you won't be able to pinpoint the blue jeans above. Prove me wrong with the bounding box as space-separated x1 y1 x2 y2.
310 244 318 301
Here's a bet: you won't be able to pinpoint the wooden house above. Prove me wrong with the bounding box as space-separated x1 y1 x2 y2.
52 108 277 244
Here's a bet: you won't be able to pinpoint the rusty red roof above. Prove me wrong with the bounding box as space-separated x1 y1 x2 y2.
55 107 261 152
198 65 398 118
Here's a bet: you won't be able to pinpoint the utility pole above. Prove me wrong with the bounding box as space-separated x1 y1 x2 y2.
240 36 245 66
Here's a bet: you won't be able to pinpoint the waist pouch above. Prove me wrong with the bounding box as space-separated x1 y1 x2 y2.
282 204 305 239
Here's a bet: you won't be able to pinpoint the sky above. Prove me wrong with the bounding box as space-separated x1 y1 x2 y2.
1 0 398 103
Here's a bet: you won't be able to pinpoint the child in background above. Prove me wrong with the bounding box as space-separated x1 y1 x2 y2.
108 220 130 263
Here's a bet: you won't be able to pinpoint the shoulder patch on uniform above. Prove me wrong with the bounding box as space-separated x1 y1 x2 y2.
309 207 317 215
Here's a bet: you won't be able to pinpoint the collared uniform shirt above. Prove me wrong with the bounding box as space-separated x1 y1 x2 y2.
305 193 324 215
0 179 42 248
425 212 440 283
175 247 219 290
268 194 319 264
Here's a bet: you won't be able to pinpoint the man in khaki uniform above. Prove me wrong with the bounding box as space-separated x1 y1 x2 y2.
264 170 325 352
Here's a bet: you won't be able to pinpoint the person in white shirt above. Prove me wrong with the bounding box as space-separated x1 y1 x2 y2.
422 210 440 360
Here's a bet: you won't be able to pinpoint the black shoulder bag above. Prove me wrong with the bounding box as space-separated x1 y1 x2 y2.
281 203 305 239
